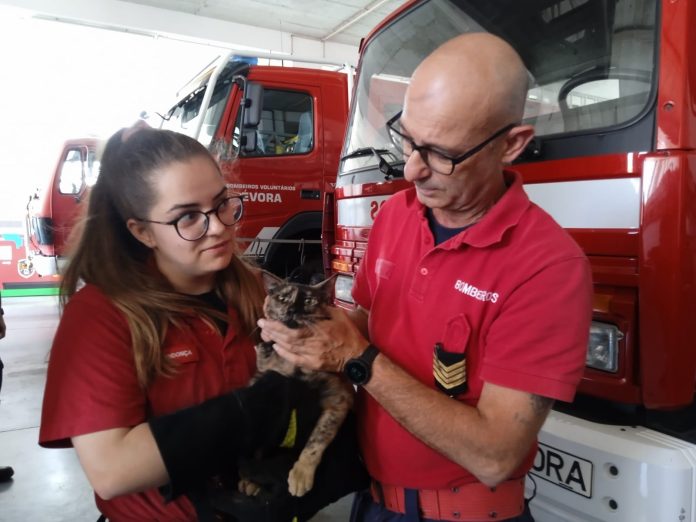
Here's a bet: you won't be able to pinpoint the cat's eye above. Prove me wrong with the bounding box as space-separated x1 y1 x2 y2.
278 295 289 303
304 297 318 307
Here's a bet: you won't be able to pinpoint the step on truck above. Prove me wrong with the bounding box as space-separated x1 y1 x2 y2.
161 53 351 277
325 1 696 520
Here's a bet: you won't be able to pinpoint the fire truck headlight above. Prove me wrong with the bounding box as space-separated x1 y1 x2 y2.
586 321 622 373
334 274 355 304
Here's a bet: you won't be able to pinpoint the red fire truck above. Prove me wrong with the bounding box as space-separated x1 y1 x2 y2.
25 54 350 279
25 137 102 277
161 53 350 277
326 1 696 520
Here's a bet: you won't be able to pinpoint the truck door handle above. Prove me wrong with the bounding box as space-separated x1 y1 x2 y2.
301 189 321 200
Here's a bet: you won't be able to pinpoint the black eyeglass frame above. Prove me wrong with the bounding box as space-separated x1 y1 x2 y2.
386 110 518 175
137 195 244 242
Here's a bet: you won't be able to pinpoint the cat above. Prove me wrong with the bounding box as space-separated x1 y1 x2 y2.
238 270 354 499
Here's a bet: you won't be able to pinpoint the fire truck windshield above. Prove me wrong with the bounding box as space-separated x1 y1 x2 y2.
340 0 657 178
161 75 234 148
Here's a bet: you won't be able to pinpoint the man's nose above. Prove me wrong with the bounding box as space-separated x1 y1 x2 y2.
404 150 431 182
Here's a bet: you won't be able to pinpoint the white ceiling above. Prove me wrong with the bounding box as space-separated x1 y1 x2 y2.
123 0 406 46
0 0 409 65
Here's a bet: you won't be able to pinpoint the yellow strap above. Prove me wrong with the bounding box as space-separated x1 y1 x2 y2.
279 408 298 448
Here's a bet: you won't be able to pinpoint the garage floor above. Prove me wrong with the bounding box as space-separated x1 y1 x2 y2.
0 296 352 521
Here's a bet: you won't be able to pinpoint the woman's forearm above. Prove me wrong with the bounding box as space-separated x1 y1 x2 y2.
72 423 168 500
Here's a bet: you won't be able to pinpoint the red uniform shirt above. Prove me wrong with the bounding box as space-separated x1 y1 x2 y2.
352 171 592 489
39 284 257 521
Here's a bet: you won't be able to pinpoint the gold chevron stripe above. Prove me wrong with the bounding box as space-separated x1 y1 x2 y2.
434 366 466 385
433 360 466 375
434 366 466 380
435 376 466 389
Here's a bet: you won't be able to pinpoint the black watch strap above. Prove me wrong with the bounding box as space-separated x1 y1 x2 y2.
344 344 380 386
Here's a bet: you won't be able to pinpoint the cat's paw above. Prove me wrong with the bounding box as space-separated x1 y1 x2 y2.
288 461 317 497
238 478 262 496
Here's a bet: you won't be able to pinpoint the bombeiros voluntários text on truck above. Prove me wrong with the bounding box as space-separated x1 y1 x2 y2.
25 53 352 279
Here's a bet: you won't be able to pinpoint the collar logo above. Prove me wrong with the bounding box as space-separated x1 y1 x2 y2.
454 279 499 303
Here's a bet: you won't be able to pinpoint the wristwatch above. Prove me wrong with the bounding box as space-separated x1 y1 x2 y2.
344 344 380 386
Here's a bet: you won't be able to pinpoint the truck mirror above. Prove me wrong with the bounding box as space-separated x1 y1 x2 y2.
243 82 263 128
242 129 257 153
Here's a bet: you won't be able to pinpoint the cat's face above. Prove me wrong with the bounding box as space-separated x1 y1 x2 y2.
256 272 335 376
261 271 334 328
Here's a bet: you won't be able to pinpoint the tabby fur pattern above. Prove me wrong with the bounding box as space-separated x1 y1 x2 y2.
239 271 353 498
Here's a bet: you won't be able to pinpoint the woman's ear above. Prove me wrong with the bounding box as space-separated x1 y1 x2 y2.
126 218 156 249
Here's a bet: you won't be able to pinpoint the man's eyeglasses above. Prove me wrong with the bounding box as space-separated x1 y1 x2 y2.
386 110 517 176
138 195 244 241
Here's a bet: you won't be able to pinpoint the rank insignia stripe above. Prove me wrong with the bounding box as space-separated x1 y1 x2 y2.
433 359 466 374
433 365 466 383
434 367 466 385
433 342 468 395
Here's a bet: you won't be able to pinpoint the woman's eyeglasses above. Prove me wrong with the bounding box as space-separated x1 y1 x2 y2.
138 195 244 241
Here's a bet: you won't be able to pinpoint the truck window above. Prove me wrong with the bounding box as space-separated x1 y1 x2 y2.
161 77 234 148
238 89 314 157
58 148 85 195
85 149 100 187
341 0 657 174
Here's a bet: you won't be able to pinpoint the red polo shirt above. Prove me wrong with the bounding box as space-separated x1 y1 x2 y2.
39 284 257 521
352 171 592 489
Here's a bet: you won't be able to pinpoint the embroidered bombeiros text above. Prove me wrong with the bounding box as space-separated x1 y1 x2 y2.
454 280 499 303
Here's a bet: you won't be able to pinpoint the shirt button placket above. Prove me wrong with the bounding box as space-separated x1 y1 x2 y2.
409 264 430 300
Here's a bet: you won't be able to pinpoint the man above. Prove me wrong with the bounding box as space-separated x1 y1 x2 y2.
0 291 15 482
260 33 592 522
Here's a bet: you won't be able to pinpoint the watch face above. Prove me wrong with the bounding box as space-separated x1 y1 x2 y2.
346 360 368 384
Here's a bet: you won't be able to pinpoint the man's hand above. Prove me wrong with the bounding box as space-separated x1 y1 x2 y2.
0 315 6 340
258 307 368 372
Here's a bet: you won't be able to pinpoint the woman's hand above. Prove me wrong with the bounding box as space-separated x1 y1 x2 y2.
258 307 369 373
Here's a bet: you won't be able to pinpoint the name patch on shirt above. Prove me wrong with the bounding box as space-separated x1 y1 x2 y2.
454 280 499 303
164 346 199 363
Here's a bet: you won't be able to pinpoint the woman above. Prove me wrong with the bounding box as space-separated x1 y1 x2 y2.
39 126 302 521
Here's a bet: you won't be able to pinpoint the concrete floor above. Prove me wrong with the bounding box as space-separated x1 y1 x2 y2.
0 296 352 521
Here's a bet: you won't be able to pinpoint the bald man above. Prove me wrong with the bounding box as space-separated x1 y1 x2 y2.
260 33 592 522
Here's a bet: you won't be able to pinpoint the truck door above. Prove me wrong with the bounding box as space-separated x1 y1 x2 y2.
221 78 326 274
52 145 98 256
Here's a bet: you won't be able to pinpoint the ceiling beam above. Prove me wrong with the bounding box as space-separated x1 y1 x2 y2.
321 0 393 42
0 0 359 64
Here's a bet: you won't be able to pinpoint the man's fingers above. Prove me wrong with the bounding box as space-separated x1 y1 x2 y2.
258 319 293 341
273 344 303 366
259 318 316 344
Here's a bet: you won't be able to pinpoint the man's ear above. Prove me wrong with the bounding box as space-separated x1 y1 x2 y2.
126 218 156 249
501 124 535 165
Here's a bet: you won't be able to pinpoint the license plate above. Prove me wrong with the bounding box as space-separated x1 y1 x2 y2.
530 442 593 498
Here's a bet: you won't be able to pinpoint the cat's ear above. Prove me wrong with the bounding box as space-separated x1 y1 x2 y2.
261 270 284 292
313 273 338 300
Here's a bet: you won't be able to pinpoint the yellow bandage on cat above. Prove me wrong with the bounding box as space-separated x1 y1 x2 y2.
279 408 298 448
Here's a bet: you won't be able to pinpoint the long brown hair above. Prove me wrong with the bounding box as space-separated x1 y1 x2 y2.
61 127 265 387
